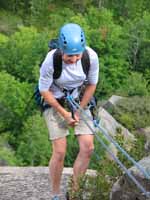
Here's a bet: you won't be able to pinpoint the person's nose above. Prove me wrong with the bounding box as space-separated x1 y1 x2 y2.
70 55 78 63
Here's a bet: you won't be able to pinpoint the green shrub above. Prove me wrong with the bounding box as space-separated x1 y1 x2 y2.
0 26 49 82
16 112 51 166
64 128 79 167
144 69 150 93
0 147 18 165
0 10 23 35
67 157 122 200
0 33 8 43
116 72 149 96
0 71 33 134
68 172 111 200
30 0 54 28
90 132 109 169
126 12 150 73
112 96 150 130
0 133 18 165
85 7 129 98
115 132 146 168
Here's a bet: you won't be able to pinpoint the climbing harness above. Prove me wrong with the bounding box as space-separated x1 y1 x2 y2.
65 94 150 198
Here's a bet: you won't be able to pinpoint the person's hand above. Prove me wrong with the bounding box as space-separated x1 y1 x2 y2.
74 109 80 124
64 111 78 127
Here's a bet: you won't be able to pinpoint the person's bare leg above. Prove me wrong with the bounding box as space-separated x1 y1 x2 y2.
73 134 94 190
49 137 67 195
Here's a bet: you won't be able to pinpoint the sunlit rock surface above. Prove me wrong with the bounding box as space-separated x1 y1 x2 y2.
0 167 96 200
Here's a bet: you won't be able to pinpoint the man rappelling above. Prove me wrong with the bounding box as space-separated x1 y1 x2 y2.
38 23 99 200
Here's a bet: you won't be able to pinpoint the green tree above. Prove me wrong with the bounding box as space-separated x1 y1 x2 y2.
0 33 8 43
112 96 150 130
86 7 129 98
0 0 31 16
126 13 150 72
30 0 53 27
0 132 18 165
102 0 150 20
117 72 148 97
0 71 32 135
0 26 49 82
0 10 23 35
16 112 51 166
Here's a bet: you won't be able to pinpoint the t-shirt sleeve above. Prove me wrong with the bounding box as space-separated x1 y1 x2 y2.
38 50 55 91
87 47 99 85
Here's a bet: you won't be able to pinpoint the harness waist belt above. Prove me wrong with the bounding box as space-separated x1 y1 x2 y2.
42 97 80 112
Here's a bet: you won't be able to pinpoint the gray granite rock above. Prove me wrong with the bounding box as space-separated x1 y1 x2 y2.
139 127 150 152
0 159 9 166
103 95 123 110
97 107 135 160
0 167 96 200
110 156 150 200
98 107 135 141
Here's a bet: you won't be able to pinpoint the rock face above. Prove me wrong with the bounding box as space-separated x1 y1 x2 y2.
110 156 150 200
0 159 8 166
102 95 123 110
140 127 150 152
98 107 134 140
97 96 135 160
0 167 96 200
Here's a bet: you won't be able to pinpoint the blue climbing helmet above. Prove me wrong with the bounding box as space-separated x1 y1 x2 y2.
58 23 86 55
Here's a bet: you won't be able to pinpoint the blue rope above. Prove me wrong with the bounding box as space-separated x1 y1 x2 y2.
68 96 150 179
66 95 150 198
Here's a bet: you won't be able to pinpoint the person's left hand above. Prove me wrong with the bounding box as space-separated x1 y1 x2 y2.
73 109 80 125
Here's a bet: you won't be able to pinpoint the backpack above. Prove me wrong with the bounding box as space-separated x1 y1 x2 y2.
34 39 97 119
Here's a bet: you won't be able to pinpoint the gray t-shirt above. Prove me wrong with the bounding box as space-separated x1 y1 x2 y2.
39 46 99 99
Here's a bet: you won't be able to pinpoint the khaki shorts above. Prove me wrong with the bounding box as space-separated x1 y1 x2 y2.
43 108 95 140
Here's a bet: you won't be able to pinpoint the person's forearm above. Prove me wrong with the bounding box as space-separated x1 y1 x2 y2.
40 90 68 118
80 84 96 109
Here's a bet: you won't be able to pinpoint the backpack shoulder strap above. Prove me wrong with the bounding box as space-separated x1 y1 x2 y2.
53 49 62 79
81 50 90 77
53 49 90 79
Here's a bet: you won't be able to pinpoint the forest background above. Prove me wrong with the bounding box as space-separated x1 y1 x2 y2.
0 0 150 170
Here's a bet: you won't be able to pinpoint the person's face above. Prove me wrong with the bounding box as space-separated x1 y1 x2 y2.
62 53 82 64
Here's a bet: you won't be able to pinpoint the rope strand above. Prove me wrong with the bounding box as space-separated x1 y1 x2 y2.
66 95 150 198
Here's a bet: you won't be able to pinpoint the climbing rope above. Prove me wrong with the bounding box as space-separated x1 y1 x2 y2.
66 95 150 198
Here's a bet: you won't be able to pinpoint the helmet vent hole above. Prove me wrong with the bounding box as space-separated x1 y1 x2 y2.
59 24 86 53
63 41 67 45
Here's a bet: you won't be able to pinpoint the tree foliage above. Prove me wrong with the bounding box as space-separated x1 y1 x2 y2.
0 71 32 134
126 13 150 72
0 27 49 82
16 113 51 166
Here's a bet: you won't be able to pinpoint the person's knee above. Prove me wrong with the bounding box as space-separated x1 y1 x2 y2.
53 149 66 162
80 144 94 158
51 138 67 162
87 145 94 157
